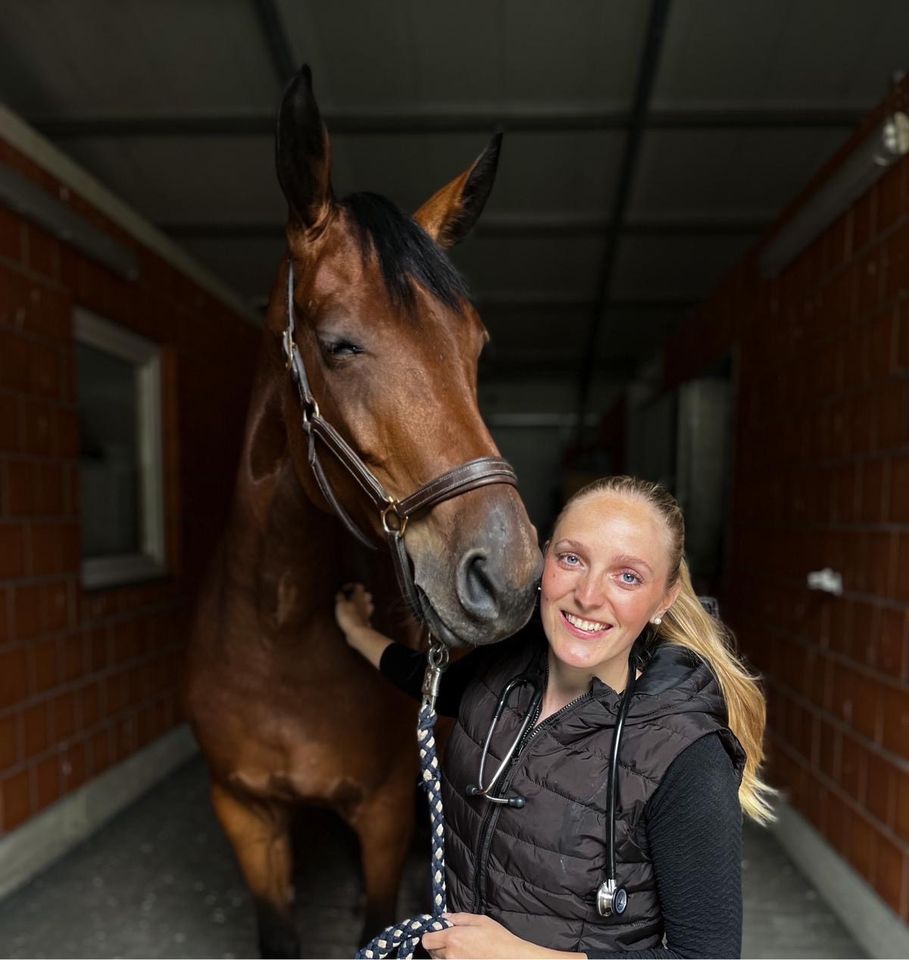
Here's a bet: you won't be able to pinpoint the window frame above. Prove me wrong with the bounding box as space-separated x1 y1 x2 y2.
74 309 166 590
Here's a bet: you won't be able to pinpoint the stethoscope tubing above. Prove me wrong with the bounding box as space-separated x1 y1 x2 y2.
468 646 642 917
466 676 542 804
607 656 637 882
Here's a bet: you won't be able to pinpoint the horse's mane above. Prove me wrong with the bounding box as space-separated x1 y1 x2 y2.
341 192 470 314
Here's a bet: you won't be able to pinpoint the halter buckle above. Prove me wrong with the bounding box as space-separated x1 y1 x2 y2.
381 500 408 537
283 328 294 371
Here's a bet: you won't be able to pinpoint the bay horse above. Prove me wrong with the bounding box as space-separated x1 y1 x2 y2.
184 65 541 957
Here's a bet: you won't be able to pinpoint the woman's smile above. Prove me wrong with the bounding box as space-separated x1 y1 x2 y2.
560 610 613 638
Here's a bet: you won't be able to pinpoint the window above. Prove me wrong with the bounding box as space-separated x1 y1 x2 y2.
75 310 165 589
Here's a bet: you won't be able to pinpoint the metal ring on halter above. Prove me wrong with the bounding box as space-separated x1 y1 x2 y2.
302 397 320 423
381 500 408 537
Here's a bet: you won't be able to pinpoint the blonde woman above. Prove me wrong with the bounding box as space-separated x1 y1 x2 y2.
336 476 772 958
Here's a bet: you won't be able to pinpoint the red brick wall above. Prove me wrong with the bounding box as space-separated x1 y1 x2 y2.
661 86 909 918
0 137 260 834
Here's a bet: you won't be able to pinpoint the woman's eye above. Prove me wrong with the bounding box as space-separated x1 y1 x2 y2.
559 553 581 566
620 571 642 585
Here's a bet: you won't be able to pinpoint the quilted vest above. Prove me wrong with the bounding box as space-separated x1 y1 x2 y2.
441 630 745 954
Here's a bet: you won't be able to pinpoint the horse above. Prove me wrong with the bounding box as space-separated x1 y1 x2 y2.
184 65 542 958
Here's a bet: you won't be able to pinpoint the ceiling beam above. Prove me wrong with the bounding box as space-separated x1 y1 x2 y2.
476 295 695 311
576 0 672 431
31 107 861 140
476 294 695 311
244 291 694 313
479 357 638 381
252 0 297 87
161 216 767 240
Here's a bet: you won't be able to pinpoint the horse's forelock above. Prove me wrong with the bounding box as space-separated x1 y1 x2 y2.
340 192 470 315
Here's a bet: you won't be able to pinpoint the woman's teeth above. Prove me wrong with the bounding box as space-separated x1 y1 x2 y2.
564 612 609 633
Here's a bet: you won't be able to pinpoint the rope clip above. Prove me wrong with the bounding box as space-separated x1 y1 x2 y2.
421 637 449 711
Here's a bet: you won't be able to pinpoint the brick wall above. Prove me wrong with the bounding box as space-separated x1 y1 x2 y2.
659 86 909 918
0 137 260 834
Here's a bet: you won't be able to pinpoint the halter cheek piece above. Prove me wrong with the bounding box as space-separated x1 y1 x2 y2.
282 262 519 616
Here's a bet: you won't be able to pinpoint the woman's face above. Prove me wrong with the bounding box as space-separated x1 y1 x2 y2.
540 492 679 684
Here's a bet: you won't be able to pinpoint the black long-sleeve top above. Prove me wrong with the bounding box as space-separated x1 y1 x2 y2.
380 641 743 959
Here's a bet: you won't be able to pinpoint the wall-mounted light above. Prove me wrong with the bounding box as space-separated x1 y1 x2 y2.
807 567 843 596
759 110 909 277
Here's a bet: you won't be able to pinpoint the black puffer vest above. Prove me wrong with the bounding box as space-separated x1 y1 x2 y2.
442 632 745 954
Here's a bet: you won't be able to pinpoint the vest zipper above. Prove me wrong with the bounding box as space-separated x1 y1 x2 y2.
471 690 594 914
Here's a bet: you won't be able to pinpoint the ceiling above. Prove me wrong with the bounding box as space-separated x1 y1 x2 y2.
2 0 908 414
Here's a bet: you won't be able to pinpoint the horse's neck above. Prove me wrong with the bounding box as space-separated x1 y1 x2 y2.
220 346 405 644
222 350 343 627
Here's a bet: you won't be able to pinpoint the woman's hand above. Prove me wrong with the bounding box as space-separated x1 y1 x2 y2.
334 583 391 669
422 913 570 959
334 582 374 635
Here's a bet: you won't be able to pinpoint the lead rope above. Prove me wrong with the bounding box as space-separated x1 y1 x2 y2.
356 641 452 959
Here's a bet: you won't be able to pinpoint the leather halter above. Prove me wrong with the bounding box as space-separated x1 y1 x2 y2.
281 263 519 618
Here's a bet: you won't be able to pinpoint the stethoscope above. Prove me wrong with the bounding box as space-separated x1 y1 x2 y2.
465 648 640 919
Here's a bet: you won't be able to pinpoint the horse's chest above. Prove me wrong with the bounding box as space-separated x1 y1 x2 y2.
209 659 413 799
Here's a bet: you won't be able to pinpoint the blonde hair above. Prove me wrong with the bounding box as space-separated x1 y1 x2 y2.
555 475 775 824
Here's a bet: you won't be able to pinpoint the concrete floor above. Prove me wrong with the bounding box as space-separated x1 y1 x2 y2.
0 756 864 959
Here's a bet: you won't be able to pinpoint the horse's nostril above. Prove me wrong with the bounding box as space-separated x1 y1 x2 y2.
457 549 500 622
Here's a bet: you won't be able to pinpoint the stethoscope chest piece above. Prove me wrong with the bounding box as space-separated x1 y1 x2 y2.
596 878 627 918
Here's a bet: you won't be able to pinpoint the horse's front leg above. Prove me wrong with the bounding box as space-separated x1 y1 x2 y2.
349 763 417 946
210 780 300 958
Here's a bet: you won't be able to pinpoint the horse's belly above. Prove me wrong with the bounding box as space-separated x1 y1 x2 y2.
206 681 415 805
227 751 369 810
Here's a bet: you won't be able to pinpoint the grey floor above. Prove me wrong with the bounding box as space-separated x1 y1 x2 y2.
0 757 863 959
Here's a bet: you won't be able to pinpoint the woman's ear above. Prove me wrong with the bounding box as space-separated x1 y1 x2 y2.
661 581 683 618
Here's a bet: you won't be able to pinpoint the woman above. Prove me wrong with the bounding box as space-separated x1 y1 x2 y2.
336 476 773 958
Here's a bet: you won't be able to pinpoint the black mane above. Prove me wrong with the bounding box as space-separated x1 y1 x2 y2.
341 192 470 312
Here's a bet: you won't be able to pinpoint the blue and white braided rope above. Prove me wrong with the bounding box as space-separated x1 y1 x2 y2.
356 704 451 959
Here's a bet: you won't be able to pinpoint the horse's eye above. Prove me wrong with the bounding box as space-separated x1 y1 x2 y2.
320 339 362 360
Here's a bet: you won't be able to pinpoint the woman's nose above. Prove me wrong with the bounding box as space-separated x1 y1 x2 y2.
574 573 607 610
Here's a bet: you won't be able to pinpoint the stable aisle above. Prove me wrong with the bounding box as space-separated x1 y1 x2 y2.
0 757 863 959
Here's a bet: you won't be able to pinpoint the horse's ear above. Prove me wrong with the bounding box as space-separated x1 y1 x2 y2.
413 132 502 249
275 64 334 230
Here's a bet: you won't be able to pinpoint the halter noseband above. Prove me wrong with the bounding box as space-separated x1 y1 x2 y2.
281 262 519 618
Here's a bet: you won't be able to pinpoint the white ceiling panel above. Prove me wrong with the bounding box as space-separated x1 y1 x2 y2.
630 127 851 218
612 234 756 300
655 0 909 107
61 137 285 225
451 235 605 300
279 0 646 111
0 0 277 117
330 131 623 217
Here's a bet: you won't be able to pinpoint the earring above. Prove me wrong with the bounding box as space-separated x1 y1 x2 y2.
537 582 541 592
651 616 662 626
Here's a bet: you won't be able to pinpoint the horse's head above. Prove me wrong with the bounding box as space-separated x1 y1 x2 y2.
266 65 541 647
